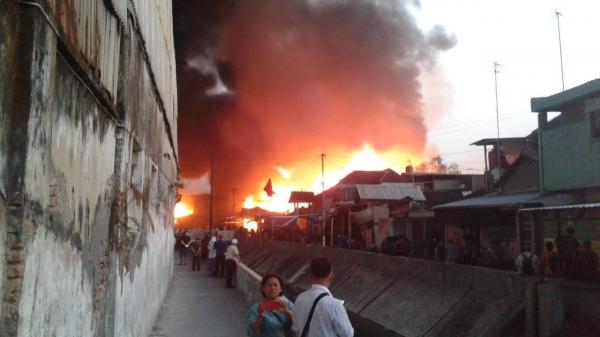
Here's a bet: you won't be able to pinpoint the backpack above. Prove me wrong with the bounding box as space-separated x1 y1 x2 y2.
522 254 535 275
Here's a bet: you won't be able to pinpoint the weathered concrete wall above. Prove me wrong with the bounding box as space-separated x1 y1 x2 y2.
243 242 526 337
0 1 178 336
236 262 264 305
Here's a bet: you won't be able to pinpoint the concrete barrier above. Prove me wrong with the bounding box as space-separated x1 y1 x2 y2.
245 241 527 337
236 262 263 305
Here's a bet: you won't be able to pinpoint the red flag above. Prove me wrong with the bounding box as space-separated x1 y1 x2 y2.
263 178 274 197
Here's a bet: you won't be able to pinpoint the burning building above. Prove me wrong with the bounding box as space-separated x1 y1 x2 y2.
0 1 177 336
174 0 456 222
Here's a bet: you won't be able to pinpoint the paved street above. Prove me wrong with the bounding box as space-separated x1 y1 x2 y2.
151 262 248 337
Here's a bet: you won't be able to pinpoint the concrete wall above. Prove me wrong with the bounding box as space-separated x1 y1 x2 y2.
242 242 525 337
0 1 178 336
540 100 600 191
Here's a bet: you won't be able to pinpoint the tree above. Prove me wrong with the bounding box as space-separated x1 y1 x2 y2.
415 155 461 174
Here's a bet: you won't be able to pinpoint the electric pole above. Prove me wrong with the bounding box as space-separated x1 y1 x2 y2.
321 153 326 247
555 9 565 91
209 138 215 233
232 188 238 228
494 61 502 192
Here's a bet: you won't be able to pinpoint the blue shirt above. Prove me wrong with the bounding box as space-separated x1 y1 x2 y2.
247 301 294 337
214 240 227 254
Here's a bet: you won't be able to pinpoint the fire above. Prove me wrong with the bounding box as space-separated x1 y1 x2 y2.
243 218 258 232
243 143 421 213
174 202 194 219
243 196 256 209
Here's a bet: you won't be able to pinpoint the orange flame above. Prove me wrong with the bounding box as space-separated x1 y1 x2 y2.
243 143 421 213
243 218 258 231
174 202 194 219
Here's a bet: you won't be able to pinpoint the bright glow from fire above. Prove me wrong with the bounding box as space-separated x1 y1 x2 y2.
174 202 194 219
243 196 256 209
275 166 293 179
242 143 421 213
243 218 258 231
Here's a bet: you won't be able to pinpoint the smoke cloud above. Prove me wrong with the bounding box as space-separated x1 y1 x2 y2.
174 0 456 223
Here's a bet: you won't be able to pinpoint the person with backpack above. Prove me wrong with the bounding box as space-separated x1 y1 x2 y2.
515 250 540 276
292 257 353 337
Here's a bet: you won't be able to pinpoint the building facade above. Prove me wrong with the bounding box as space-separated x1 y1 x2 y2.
524 79 600 253
0 1 178 336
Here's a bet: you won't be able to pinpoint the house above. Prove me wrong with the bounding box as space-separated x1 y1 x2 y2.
519 79 600 255
434 142 570 264
471 135 538 190
312 169 427 248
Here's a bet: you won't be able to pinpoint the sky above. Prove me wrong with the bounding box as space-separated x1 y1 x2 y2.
415 0 600 173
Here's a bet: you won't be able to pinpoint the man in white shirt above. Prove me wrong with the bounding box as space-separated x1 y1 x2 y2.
515 250 540 275
225 239 241 288
292 257 354 337
207 233 217 273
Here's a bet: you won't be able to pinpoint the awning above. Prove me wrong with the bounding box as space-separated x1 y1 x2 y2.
433 192 540 210
519 202 600 212
433 192 577 211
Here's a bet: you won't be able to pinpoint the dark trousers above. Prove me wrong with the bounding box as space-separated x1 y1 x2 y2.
192 256 201 271
225 259 237 288
213 253 225 277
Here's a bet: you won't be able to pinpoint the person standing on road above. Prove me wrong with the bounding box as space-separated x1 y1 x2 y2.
179 231 191 265
212 234 227 277
208 232 217 273
292 257 354 337
189 236 202 271
225 239 241 288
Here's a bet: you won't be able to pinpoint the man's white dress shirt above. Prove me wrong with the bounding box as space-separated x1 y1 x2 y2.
208 236 216 259
292 284 354 337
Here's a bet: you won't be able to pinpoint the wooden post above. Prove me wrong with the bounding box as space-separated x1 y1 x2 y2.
348 210 352 243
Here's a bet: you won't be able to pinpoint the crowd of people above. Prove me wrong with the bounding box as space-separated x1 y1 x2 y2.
515 228 599 282
174 230 242 288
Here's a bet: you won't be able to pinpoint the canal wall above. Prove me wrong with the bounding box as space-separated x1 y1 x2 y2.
239 241 525 337
237 241 600 337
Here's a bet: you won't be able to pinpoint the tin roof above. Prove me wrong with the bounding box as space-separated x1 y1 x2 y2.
340 169 402 185
289 191 315 203
433 192 578 210
519 202 600 212
356 183 425 202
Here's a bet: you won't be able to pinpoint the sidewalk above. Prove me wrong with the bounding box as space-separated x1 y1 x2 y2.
151 262 248 337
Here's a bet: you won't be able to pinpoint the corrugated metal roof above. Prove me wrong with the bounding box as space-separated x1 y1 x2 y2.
289 191 315 203
46 0 123 102
356 183 425 202
130 0 178 146
434 192 577 210
434 192 540 210
519 202 600 212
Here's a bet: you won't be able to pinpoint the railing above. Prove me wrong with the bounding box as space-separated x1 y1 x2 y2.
235 261 263 305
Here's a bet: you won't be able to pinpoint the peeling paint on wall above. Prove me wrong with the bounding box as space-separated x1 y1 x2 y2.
1 1 178 336
17 226 95 337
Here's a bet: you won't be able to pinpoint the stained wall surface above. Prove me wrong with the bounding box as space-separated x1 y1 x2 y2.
0 1 178 336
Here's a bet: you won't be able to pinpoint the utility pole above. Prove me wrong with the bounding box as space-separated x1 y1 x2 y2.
321 153 326 247
494 62 502 193
232 188 238 228
555 10 565 91
209 138 215 233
